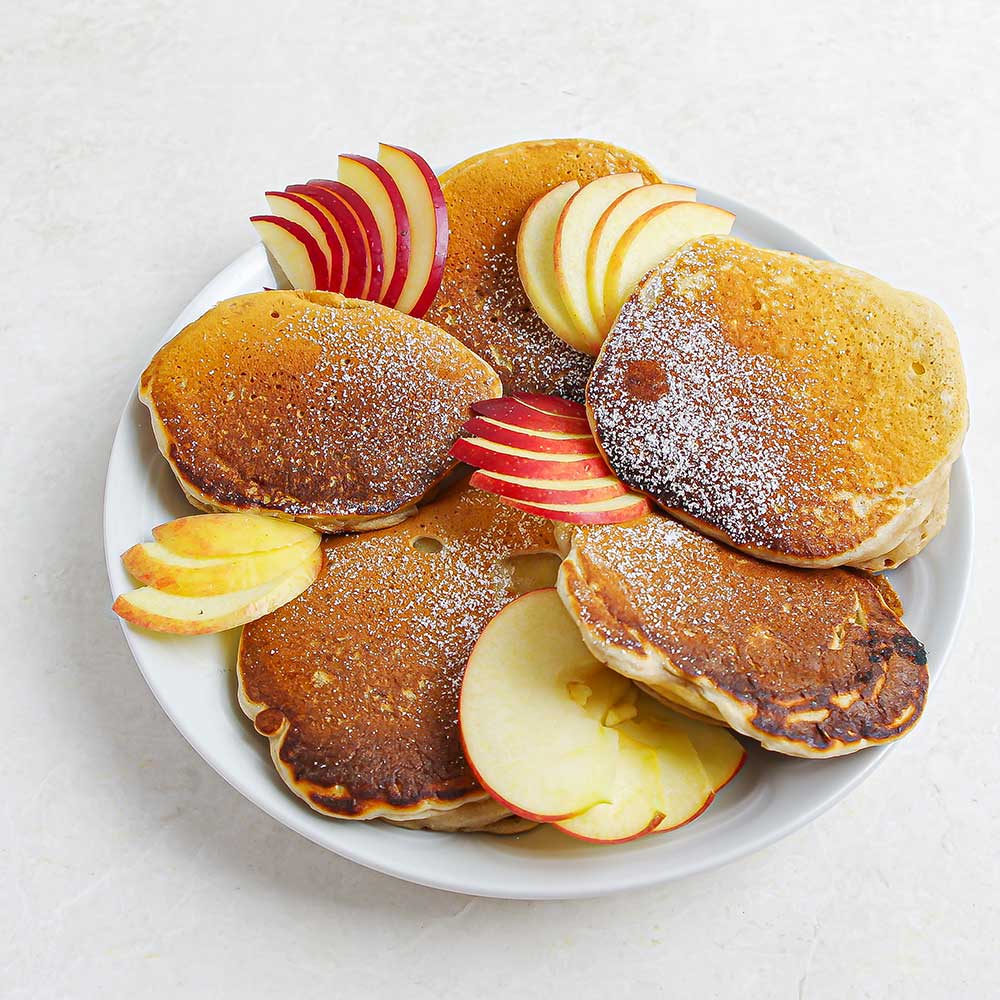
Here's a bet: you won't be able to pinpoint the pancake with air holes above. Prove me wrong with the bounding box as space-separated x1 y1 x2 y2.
423 138 662 400
556 515 928 758
140 290 500 534
587 235 968 570
237 477 560 830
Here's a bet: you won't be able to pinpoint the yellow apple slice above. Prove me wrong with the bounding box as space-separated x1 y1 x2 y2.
152 514 317 558
113 548 322 635
616 717 714 832
553 173 645 351
516 181 585 352
603 202 735 326
638 695 747 792
460 588 619 821
121 535 320 596
554 734 666 843
588 183 697 333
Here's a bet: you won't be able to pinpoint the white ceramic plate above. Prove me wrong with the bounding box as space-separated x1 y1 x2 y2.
104 187 973 900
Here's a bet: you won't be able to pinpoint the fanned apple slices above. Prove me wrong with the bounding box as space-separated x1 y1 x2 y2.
450 393 652 525
251 143 447 318
460 589 747 844
113 513 322 635
517 173 735 354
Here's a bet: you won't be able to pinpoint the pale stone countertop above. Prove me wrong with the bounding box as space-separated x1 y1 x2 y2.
2 1 997 997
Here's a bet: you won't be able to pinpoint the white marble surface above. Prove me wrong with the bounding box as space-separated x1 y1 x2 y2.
2 1 997 996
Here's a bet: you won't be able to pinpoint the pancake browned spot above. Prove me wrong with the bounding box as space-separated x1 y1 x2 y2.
424 138 662 399
587 236 967 569
556 515 928 757
237 478 559 828
141 290 500 534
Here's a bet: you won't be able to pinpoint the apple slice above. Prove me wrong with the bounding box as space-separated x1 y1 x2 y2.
638 695 747 792
615 717 715 832
471 396 590 433
302 180 384 300
604 201 736 325
554 734 667 843
471 470 626 505
464 415 597 455
264 191 342 292
516 181 585 350
510 392 587 420
121 535 320 596
377 144 448 317
152 513 317 558
450 436 608 480
554 173 646 350
588 183 697 332
287 184 370 297
113 548 322 635
250 216 328 291
499 492 652 525
337 154 410 308
460 588 620 821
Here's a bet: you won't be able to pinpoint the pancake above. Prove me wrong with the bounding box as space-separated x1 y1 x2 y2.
587 236 968 569
237 478 559 828
141 290 500 534
556 514 928 757
424 138 662 399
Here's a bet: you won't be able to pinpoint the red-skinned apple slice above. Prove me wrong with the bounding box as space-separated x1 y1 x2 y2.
287 184 369 297
302 180 385 300
498 492 652 525
250 216 328 291
554 734 666 843
337 155 410 308
588 183 697 332
450 436 608 480
510 392 587 420
377 143 448 317
264 191 342 292
604 201 736 323
470 396 590 433
460 589 620 822
464 415 597 455
470 470 626 505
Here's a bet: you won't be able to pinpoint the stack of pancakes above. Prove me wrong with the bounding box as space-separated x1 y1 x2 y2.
140 139 967 832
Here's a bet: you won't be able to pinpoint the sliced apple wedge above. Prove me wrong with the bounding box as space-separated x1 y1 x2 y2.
554 173 645 350
450 436 608 481
516 181 584 350
152 513 317 558
588 183 697 333
500 492 652 525
555 734 666 843
471 396 590 433
615 717 715 832
251 216 328 291
337 154 410 308
121 535 320 596
604 201 735 325
639 695 747 792
377 143 448 317
460 589 620 821
470 471 626 505
264 191 342 292
510 392 587 421
113 548 322 635
464 415 597 455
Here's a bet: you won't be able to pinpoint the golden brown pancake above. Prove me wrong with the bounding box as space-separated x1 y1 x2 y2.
587 236 968 569
141 290 500 534
237 478 559 828
557 514 928 757
424 138 662 399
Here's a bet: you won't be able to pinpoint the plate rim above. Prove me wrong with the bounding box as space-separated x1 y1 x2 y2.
103 186 974 900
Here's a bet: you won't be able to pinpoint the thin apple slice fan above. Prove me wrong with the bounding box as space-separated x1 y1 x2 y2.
450 393 652 524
